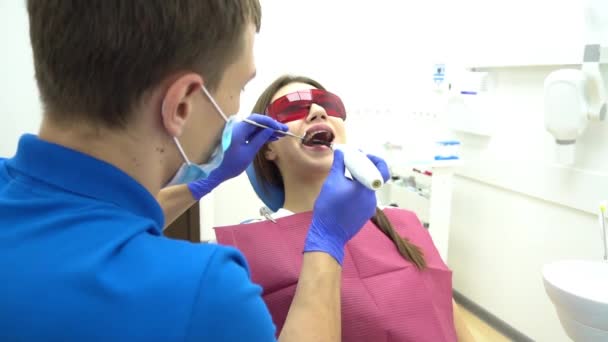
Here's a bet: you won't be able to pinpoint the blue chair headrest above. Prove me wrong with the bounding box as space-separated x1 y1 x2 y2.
245 163 285 212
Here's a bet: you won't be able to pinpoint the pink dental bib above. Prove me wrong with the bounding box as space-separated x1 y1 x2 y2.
215 208 456 341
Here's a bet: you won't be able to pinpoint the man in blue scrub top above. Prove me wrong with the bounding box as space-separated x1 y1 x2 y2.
0 1 389 341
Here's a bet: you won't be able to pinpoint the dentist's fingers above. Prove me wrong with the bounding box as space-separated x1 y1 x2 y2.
247 114 288 132
366 154 390 182
243 114 289 142
246 128 276 149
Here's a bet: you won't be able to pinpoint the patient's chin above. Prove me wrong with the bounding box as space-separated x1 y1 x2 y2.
301 154 333 174
278 144 334 179
282 154 330 176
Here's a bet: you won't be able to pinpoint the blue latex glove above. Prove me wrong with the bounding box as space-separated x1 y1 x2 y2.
365 154 391 181
188 114 288 200
304 150 391 265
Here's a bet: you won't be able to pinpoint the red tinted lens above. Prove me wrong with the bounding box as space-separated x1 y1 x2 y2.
311 90 347 120
266 89 347 123
266 95 310 123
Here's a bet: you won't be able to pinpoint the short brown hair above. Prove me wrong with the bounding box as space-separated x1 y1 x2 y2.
27 0 261 128
252 75 427 270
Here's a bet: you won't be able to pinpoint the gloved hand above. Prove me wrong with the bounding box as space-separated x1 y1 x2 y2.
188 114 288 200
304 150 391 265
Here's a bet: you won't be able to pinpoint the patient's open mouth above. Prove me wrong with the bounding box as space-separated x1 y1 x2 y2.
302 126 335 148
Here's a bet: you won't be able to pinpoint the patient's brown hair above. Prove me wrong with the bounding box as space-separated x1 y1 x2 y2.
252 75 426 270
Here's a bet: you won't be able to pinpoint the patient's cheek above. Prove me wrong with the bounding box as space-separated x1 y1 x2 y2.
335 129 347 144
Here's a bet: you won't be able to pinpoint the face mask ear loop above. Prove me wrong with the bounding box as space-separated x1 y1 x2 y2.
173 137 193 166
201 85 229 122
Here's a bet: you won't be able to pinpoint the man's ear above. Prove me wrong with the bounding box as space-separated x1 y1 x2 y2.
160 73 203 137
264 143 278 161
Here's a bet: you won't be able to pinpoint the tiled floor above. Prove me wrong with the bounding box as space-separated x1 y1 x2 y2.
456 303 513 342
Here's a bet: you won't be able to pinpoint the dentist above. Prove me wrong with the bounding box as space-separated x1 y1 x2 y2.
0 1 387 341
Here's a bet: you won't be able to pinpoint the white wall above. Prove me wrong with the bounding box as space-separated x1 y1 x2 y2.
448 68 608 342
0 0 42 157
443 3 608 338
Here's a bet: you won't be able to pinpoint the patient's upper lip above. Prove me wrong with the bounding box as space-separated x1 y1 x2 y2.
305 124 334 135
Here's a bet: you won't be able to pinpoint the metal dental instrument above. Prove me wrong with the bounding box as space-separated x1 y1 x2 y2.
242 118 305 141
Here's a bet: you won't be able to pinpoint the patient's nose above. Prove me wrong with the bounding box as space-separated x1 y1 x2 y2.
306 104 328 122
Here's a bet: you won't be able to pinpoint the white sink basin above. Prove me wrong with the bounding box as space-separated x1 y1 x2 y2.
543 260 608 341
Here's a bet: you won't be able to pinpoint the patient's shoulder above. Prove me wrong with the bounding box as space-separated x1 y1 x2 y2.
243 208 293 224
378 207 445 261
379 207 429 239
241 218 262 224
381 206 422 223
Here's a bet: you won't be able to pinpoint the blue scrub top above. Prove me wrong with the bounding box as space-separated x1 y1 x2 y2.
0 134 276 341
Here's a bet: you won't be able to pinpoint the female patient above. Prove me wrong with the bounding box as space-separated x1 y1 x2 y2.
214 75 474 342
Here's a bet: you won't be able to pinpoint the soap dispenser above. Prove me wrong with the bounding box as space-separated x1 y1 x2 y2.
544 44 606 165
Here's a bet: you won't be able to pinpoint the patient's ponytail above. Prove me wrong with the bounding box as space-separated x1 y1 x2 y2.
371 208 427 270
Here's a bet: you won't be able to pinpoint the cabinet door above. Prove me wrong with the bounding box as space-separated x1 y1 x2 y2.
164 204 201 242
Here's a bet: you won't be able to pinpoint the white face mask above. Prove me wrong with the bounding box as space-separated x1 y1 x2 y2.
165 86 235 186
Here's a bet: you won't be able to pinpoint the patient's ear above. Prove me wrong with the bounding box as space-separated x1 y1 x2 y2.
264 143 277 161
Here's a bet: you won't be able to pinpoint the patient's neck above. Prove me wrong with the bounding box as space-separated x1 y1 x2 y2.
281 172 326 214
